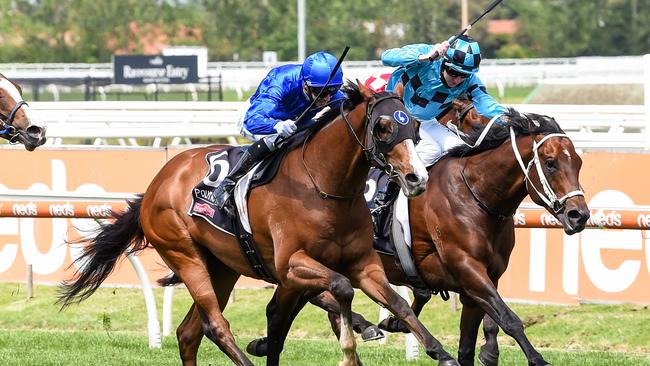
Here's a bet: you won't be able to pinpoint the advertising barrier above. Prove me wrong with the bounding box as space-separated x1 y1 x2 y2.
0 148 648 304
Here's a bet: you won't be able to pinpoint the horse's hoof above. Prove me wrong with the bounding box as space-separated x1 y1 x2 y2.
245 337 268 357
438 359 461 366
361 326 384 342
378 316 410 333
477 348 499 366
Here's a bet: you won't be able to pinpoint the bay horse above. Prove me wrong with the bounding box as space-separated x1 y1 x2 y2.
0 73 47 150
58 81 462 366
250 108 590 366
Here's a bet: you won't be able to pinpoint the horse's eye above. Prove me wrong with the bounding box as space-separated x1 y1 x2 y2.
544 159 556 171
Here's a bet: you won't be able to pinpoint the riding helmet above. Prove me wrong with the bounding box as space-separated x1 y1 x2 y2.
301 51 344 87
443 35 481 75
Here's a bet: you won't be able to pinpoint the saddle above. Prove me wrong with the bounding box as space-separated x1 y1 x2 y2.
188 131 312 284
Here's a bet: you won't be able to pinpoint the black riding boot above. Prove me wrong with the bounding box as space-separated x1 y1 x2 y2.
214 137 276 210
373 180 400 210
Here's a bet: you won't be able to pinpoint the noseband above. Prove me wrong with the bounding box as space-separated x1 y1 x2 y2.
341 93 415 177
0 100 28 142
511 129 584 214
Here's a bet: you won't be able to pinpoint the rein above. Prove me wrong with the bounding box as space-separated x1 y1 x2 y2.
0 100 28 142
301 94 405 200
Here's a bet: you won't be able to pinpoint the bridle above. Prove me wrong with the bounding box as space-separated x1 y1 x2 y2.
302 92 417 199
0 100 28 143
460 117 584 219
511 129 584 215
455 102 475 126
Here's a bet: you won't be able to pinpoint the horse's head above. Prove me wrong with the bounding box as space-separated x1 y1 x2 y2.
518 114 590 234
0 74 47 151
438 95 487 134
355 81 428 197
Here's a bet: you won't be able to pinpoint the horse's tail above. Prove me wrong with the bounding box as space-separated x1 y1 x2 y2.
157 272 182 287
57 195 148 309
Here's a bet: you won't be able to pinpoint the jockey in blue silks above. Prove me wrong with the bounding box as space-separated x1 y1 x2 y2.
214 51 345 208
382 35 508 167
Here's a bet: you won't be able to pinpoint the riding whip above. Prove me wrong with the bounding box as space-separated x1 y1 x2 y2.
428 0 505 61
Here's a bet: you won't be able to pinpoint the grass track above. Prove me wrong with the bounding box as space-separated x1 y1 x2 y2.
1 283 648 365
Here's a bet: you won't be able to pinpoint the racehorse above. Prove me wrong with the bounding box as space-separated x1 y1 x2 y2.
0 73 47 150
248 108 590 366
58 81 463 366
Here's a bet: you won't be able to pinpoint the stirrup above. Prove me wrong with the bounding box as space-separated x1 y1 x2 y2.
214 181 235 209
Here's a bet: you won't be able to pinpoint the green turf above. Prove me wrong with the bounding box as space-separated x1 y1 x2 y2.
1 283 648 365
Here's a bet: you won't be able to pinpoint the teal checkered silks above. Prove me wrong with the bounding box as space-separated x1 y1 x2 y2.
443 35 481 74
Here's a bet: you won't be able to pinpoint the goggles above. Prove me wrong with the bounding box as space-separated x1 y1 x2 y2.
309 85 340 97
444 65 470 79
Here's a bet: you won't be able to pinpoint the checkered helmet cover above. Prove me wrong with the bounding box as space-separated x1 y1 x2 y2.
443 35 481 74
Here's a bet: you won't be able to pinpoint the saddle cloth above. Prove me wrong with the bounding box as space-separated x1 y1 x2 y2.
366 168 412 256
188 146 284 235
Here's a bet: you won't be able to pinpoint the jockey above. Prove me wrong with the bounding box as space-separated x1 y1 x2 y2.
381 35 507 167
213 51 346 209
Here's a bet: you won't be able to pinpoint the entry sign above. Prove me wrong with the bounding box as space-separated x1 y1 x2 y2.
113 55 199 84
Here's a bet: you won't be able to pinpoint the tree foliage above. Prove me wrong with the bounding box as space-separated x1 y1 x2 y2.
0 0 647 63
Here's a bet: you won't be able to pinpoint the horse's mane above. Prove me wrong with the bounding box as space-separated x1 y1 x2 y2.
312 80 363 127
446 107 565 157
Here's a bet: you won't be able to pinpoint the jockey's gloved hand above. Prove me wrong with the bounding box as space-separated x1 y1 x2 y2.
420 41 450 62
273 119 297 137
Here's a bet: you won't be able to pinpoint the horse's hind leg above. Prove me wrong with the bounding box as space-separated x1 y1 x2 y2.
265 286 313 366
156 238 252 366
353 260 458 365
177 260 241 366
311 291 384 342
478 314 500 366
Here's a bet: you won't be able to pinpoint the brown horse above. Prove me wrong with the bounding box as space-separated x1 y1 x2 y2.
250 108 590 366
58 81 463 366
0 73 47 150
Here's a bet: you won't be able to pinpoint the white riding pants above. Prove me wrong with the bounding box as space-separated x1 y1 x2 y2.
416 119 464 166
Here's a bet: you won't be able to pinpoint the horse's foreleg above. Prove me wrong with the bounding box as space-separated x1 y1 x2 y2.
478 314 500 366
354 261 458 366
453 259 549 366
378 287 432 333
157 240 252 366
283 251 358 366
456 295 485 366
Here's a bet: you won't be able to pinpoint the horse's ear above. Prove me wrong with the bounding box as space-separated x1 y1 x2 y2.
356 79 375 98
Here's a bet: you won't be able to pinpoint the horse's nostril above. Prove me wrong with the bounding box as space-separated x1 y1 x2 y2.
568 209 589 225
26 125 44 137
405 173 421 184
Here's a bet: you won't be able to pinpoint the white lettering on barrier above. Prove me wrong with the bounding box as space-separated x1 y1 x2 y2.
12 202 37 216
562 232 580 295
589 209 622 227
528 228 547 292
0 184 19 273
48 202 75 217
637 214 650 228
513 211 526 226
580 190 642 293
86 203 112 217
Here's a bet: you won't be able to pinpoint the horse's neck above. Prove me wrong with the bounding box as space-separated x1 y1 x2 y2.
305 106 370 192
464 136 534 215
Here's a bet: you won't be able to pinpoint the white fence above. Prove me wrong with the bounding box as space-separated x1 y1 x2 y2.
32 101 648 150
2 55 646 89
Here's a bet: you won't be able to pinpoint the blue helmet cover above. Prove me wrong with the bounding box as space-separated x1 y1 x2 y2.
301 51 344 87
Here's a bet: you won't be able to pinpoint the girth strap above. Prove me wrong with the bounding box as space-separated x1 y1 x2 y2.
230 213 277 284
